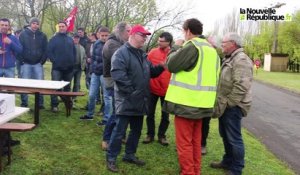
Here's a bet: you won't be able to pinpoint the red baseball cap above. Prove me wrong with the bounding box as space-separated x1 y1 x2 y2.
130 24 151 35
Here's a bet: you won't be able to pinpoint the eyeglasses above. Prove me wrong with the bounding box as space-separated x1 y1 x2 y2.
222 40 233 44
135 32 147 38
158 40 169 43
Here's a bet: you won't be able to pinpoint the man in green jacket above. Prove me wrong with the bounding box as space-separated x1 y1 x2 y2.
164 18 220 175
72 33 86 103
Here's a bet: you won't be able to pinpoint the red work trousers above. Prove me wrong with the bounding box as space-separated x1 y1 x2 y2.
175 116 202 175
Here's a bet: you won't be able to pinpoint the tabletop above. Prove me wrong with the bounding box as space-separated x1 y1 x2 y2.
0 107 29 125
0 78 69 90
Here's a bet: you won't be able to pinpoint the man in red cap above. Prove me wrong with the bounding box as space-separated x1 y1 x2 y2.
106 24 165 173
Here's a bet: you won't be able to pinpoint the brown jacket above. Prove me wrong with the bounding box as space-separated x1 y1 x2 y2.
213 48 253 118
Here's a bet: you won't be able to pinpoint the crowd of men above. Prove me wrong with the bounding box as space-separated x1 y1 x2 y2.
0 16 253 175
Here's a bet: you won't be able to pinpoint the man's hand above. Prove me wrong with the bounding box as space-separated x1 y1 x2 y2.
175 39 185 46
87 58 92 63
158 61 168 71
3 37 12 44
0 49 6 54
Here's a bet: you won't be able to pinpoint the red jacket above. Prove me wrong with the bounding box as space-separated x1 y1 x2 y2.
148 47 171 96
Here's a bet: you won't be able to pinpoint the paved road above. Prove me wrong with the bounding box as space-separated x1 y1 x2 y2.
243 81 300 174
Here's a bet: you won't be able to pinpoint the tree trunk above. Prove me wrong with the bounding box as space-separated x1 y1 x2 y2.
272 21 279 53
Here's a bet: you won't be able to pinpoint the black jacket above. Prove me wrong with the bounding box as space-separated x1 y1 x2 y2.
111 42 164 116
79 35 89 51
47 33 76 71
18 28 48 65
91 40 105 75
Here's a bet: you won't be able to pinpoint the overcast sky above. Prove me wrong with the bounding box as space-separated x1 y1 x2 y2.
156 0 300 37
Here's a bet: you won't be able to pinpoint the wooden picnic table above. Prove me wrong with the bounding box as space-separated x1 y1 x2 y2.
0 78 84 124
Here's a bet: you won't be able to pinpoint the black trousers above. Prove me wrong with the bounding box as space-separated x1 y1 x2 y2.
146 93 169 139
201 117 211 147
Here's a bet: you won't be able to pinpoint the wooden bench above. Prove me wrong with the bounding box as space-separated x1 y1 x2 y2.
39 91 85 116
0 123 36 131
0 123 36 171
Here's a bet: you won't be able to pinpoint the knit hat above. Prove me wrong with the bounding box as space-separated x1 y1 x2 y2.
29 17 40 25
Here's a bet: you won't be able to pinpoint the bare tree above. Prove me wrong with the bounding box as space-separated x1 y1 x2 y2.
68 0 158 32
212 8 259 41
144 5 189 51
0 0 64 30
0 0 186 41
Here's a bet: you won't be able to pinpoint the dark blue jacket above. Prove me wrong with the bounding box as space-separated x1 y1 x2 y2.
0 33 22 68
18 28 48 65
91 40 105 75
111 42 164 116
47 33 76 71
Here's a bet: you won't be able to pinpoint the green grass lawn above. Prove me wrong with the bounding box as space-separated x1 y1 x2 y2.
254 68 300 94
1 63 296 174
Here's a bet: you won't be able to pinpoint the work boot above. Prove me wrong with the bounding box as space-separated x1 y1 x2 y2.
158 137 169 146
106 161 118 172
51 107 59 113
9 139 20 147
79 115 93 120
96 120 107 126
21 104 28 107
210 161 229 170
201 146 207 155
142 136 154 144
122 156 145 166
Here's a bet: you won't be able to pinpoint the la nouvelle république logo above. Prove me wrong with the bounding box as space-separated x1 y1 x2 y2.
240 8 292 21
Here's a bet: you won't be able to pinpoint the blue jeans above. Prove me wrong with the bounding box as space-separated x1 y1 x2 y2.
100 76 112 121
20 63 44 107
103 87 115 141
0 67 15 77
219 106 244 175
51 69 73 107
106 115 144 162
87 74 112 120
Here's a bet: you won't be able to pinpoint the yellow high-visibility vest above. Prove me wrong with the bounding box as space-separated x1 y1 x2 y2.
165 37 220 108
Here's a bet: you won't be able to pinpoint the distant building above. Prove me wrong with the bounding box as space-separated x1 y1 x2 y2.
264 53 289 72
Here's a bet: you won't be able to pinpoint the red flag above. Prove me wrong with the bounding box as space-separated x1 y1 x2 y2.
64 6 78 32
